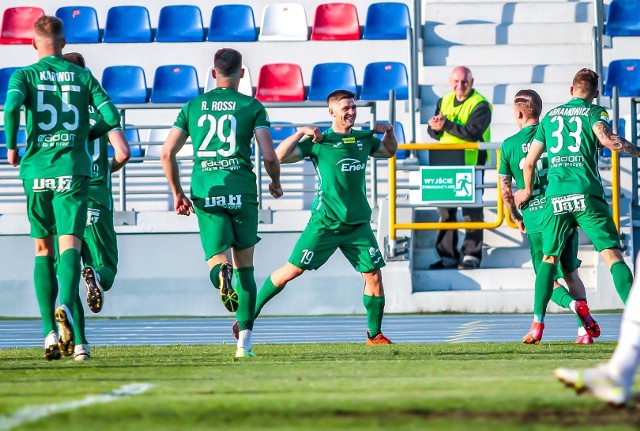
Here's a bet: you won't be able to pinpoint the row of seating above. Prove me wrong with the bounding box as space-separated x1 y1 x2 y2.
0 121 409 160
606 0 640 37
0 3 411 44
0 61 408 105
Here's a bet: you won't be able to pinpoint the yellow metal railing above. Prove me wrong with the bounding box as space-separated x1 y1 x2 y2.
388 143 504 243
388 142 622 248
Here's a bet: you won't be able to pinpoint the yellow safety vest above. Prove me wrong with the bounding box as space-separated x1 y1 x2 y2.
439 91 492 165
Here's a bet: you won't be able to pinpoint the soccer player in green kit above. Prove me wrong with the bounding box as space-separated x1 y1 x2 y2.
514 69 640 328
238 89 398 344
3 16 120 361
63 52 130 323
161 48 283 359
499 89 600 344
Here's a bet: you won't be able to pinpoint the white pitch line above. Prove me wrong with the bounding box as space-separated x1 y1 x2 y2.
0 383 154 431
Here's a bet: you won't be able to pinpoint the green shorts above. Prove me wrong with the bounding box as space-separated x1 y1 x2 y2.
193 194 259 260
23 175 89 239
528 229 581 280
288 211 385 273
81 200 118 275
542 194 621 256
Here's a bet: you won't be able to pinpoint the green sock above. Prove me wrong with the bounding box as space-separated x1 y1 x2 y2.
209 263 223 289
550 286 573 309
611 260 633 304
533 262 556 322
94 265 116 291
363 294 385 338
34 256 58 337
57 249 84 342
255 276 283 319
235 267 256 331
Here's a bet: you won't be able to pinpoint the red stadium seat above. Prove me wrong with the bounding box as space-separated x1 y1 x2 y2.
255 63 305 102
0 7 45 44
311 3 360 40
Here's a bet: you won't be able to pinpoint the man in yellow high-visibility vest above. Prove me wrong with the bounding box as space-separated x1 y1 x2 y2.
427 66 492 270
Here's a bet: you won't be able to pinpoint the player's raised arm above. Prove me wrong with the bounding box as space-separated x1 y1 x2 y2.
276 126 321 164
593 122 640 158
255 127 283 199
370 122 397 158
107 128 131 173
161 127 193 215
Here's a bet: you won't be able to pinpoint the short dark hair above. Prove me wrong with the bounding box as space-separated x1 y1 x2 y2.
572 68 599 98
326 89 356 105
514 89 542 118
34 15 64 40
214 48 242 77
63 52 85 69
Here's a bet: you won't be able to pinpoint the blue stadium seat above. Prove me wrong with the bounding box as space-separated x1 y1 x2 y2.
605 0 640 36
101 66 148 104
208 5 257 41
603 59 640 97
363 2 411 40
364 121 407 159
270 122 297 145
156 5 204 42
359 62 409 100
55 6 100 43
0 129 26 159
0 67 20 105
307 63 358 101
150 65 200 103
103 6 152 43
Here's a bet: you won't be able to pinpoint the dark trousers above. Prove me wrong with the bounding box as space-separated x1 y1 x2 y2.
434 206 484 262
434 150 486 263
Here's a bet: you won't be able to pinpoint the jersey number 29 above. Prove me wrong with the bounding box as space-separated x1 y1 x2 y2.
196 114 237 158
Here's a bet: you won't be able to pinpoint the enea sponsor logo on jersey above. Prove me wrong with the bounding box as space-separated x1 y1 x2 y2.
32 176 72 193
200 158 240 172
336 158 366 172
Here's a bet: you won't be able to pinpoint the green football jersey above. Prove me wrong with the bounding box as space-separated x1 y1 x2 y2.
533 98 608 198
298 128 381 225
7 56 114 180
498 124 548 234
173 87 270 199
87 107 116 210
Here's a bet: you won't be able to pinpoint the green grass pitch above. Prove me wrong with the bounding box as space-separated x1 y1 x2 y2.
1 342 639 430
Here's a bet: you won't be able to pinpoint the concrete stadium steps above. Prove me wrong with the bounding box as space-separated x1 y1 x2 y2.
425 22 592 46
424 1 594 24
423 44 592 67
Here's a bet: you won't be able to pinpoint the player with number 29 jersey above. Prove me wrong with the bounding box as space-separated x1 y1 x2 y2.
172 87 270 203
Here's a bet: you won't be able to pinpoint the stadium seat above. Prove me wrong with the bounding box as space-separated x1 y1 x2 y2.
363 2 411 40
603 59 640 97
364 121 407 159
203 65 253 96
208 5 257 42
150 65 200 103
359 62 409 100
310 3 360 41
258 3 309 41
0 7 44 44
103 6 152 43
156 5 204 42
0 67 20 105
101 66 148 104
255 63 305 102
270 122 297 144
307 62 358 101
605 0 640 36
55 6 100 43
